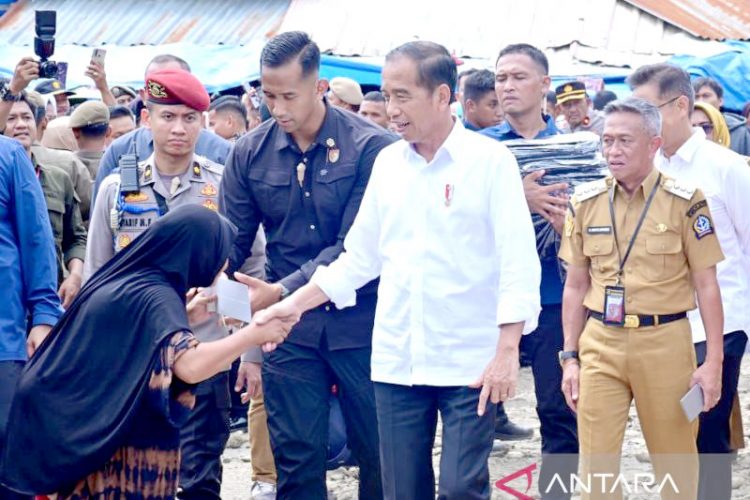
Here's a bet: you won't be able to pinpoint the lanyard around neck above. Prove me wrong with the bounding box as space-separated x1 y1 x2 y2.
607 173 661 283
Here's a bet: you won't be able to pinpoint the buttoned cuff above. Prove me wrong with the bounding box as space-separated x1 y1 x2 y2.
497 293 540 335
311 265 357 310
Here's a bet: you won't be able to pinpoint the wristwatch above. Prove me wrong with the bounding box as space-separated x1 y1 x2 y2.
0 82 21 102
558 350 579 367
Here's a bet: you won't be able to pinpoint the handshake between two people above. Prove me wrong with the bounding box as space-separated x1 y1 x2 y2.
186 272 305 354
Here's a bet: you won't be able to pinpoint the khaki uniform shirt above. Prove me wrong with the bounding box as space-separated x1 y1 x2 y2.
76 150 103 181
559 168 724 315
34 156 87 285
32 143 93 223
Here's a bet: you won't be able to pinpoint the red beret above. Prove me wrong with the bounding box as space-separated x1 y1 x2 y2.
145 68 210 112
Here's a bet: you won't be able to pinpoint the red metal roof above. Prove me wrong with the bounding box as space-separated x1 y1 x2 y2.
625 0 750 40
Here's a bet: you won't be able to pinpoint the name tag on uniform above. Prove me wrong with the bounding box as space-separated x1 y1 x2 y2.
603 285 625 326
587 226 612 235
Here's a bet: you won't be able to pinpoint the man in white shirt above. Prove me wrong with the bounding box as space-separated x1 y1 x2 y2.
255 41 541 499
630 63 750 500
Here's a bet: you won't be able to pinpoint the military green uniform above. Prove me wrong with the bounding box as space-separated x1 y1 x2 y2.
33 156 87 286
559 168 725 500
32 142 93 223
84 153 224 280
75 150 103 181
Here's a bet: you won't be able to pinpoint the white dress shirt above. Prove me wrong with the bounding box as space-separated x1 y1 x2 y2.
656 128 750 342
312 120 541 386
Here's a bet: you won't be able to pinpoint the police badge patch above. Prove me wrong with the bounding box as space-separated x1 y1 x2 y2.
693 214 714 239
148 81 168 98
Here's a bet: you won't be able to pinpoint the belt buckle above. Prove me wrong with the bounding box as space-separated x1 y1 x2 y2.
624 315 640 328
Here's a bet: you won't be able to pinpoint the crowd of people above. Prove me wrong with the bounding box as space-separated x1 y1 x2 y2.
0 27 749 500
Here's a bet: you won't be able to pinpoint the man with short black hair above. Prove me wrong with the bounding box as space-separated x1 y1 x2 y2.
692 76 750 156
593 90 617 111
106 105 136 146
255 39 541 500
3 93 87 309
462 69 503 131
221 31 394 499
359 91 389 129
631 63 750 500
482 42 580 499
208 96 249 142
455 67 478 110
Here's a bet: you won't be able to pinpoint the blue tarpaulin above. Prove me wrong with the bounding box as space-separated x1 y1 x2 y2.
670 41 750 112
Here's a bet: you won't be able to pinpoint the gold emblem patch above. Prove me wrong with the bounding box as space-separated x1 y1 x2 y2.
201 183 218 197
564 84 573 93
118 234 132 248
656 223 668 233
144 165 153 181
148 81 168 98
52 81 61 89
124 192 148 203
203 199 218 211
327 148 340 163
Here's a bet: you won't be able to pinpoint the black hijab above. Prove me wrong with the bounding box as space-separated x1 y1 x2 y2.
0 205 236 495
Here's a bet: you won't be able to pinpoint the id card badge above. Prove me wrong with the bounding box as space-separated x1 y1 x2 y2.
603 285 626 326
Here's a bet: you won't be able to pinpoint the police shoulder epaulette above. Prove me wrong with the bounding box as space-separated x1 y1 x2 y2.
661 176 696 200
196 156 224 174
574 177 610 202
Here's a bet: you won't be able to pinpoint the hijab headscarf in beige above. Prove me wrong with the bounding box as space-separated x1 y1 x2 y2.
42 115 78 151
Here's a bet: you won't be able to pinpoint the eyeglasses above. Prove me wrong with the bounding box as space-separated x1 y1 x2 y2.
695 122 714 135
657 95 681 109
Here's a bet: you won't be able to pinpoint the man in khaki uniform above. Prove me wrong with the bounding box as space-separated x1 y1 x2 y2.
70 100 110 180
559 97 725 500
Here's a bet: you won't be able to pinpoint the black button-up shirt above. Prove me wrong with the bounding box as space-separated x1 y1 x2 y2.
220 103 395 350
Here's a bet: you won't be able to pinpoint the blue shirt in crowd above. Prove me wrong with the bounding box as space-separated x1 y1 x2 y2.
481 115 564 306
92 127 232 210
0 137 63 361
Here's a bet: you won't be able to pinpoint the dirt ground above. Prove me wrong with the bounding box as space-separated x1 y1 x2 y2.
221 358 750 499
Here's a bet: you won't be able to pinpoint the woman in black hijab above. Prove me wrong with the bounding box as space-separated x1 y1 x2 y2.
0 205 292 499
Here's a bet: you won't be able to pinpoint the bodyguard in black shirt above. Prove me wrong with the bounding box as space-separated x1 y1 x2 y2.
220 32 394 499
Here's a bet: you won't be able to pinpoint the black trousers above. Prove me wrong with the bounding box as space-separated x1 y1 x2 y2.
263 339 382 500
519 304 579 500
0 361 31 500
695 330 747 500
177 372 231 500
374 383 496 500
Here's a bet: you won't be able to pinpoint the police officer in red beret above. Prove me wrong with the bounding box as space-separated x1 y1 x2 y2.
86 67 240 499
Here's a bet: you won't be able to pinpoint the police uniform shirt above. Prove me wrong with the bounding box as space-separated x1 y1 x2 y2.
84 153 223 280
559 168 724 315
562 110 605 135
34 156 87 286
220 102 396 351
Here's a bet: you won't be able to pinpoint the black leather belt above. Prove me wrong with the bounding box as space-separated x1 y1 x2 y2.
589 311 687 328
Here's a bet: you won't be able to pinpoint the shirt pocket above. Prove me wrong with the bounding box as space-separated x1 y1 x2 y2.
314 162 357 209
645 233 683 281
248 168 292 221
582 236 614 272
